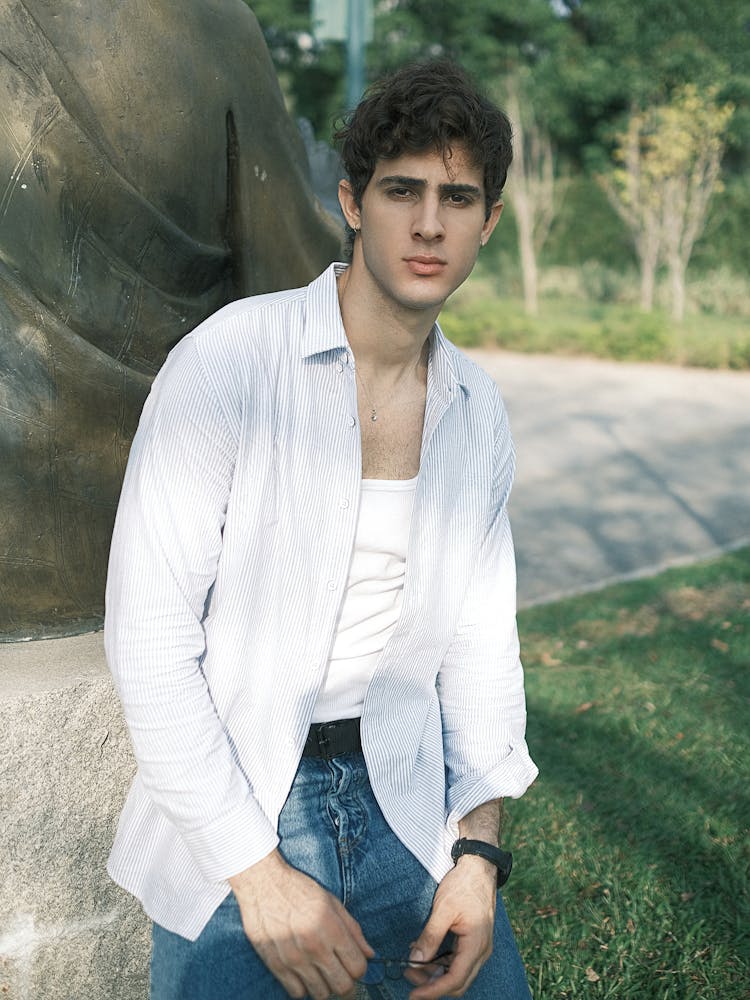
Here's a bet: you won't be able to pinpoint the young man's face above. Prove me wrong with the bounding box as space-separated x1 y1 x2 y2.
338 143 502 317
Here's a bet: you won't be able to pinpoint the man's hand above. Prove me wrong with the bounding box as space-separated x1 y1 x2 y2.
229 850 374 1000
405 855 497 999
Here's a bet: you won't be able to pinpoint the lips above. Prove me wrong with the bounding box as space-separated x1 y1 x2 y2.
404 255 447 276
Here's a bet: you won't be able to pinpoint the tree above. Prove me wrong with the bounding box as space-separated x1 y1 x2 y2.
502 73 560 315
656 86 734 322
597 108 664 312
552 0 747 163
599 86 734 320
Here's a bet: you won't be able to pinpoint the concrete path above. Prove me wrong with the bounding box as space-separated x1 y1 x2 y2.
467 349 750 608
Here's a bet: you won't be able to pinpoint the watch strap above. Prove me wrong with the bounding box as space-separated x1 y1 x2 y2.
451 837 513 888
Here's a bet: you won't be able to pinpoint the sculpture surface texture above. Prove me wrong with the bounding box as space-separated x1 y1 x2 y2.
0 0 341 639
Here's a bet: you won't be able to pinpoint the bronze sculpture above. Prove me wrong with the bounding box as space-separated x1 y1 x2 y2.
0 0 341 639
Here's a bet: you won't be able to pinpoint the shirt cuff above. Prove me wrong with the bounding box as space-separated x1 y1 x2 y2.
446 744 539 837
181 796 280 883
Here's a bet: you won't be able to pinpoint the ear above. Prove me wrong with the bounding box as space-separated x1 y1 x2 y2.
480 200 504 247
338 180 361 231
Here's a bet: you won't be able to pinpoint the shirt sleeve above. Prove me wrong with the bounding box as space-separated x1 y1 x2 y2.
104 335 279 882
437 398 538 827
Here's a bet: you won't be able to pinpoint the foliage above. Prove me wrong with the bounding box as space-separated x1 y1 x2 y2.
245 0 750 303
598 86 734 319
506 547 750 998
686 266 750 322
247 0 571 135
440 275 750 369
246 0 347 132
691 174 750 276
532 177 635 272
553 0 749 163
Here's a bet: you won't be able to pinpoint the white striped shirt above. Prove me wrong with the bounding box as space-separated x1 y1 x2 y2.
104 262 538 940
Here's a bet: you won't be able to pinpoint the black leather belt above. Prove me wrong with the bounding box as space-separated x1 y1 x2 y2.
302 718 362 759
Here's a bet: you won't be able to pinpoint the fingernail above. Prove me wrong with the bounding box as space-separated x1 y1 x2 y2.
409 948 423 963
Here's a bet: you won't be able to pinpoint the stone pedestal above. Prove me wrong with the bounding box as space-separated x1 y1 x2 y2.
0 633 149 1000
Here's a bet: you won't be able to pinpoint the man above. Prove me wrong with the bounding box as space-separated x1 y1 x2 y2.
105 59 538 1000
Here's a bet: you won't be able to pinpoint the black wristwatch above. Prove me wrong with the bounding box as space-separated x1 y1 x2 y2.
451 838 513 888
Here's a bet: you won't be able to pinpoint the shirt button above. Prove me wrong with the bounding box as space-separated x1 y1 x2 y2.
340 498 349 509
327 580 337 591
348 416 356 427
335 362 344 373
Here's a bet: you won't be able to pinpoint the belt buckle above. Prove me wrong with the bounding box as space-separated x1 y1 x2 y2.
316 720 341 758
315 722 331 757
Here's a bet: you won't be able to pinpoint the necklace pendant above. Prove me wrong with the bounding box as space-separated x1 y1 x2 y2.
371 409 378 422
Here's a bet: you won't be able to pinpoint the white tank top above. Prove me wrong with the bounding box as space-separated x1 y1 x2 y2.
311 476 418 723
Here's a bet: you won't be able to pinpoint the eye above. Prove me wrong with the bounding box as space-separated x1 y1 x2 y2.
446 192 473 206
387 186 415 199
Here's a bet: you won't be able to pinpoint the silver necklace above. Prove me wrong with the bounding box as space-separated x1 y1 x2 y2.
355 367 379 422
355 345 430 423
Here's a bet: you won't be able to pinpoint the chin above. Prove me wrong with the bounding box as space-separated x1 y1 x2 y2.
400 290 450 313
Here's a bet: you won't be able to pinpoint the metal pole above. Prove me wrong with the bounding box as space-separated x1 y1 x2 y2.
346 0 365 109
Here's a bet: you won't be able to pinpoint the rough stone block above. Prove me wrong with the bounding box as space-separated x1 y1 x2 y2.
0 634 149 999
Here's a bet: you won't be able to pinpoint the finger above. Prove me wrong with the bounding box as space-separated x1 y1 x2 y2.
252 941 313 998
303 910 369 997
254 916 355 999
338 904 376 957
328 910 373 981
409 913 452 965
410 960 483 999
318 939 366 997
403 954 451 988
409 960 474 1000
333 939 370 982
298 963 339 1000
409 938 485 999
267 965 307 999
315 966 357 1000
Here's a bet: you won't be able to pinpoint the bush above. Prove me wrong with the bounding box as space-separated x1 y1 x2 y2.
536 266 583 300
441 277 750 370
687 266 750 318
600 312 670 361
579 261 636 304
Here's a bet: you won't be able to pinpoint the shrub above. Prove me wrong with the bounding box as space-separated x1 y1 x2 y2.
442 269 749 369
687 266 750 318
579 261 634 304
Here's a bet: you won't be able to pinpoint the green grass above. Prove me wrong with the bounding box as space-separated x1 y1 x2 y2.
504 548 750 999
440 281 750 370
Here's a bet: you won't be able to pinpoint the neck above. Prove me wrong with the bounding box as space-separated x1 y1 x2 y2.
337 259 438 374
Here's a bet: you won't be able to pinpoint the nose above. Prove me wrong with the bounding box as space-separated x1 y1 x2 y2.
412 196 445 242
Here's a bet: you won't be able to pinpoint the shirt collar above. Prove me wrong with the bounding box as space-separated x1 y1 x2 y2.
301 261 470 398
301 263 350 358
429 322 470 399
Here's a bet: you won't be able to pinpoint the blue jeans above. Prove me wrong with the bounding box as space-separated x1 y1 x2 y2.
151 752 531 999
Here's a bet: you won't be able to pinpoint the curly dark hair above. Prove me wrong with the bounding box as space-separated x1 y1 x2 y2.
334 58 513 221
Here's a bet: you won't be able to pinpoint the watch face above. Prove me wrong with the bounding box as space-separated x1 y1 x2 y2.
496 855 512 887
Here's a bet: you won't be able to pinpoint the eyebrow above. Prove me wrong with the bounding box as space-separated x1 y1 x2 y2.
376 175 482 198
